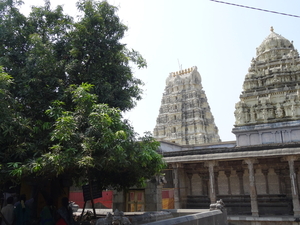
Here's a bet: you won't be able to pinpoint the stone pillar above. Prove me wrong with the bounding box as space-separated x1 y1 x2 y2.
262 168 269 194
155 183 164 211
214 171 219 196
187 173 193 195
113 190 125 211
285 156 300 217
225 170 232 195
172 163 181 209
274 168 283 194
244 159 259 217
205 161 217 203
198 172 208 196
198 173 204 195
144 177 164 211
236 169 245 195
172 163 187 209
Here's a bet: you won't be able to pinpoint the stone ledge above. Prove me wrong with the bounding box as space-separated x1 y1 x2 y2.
163 147 300 163
233 120 300 132
143 210 226 225
228 216 296 222
162 141 300 158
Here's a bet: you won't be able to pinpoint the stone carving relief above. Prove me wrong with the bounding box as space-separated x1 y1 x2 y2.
275 103 284 118
235 95 300 126
236 29 300 126
154 67 221 144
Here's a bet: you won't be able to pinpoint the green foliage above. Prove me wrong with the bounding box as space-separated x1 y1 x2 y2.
0 67 31 183
19 84 164 189
67 0 145 111
0 0 164 190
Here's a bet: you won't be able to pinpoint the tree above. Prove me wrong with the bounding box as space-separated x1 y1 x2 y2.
43 83 163 190
0 0 73 170
0 67 31 184
67 0 146 111
0 0 164 195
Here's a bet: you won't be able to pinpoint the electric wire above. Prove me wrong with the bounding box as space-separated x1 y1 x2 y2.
210 0 300 19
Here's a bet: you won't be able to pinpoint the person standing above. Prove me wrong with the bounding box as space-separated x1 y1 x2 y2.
14 195 29 225
56 197 73 225
40 199 56 225
1 196 14 225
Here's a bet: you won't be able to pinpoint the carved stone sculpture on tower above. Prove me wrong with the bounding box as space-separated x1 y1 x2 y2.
153 66 221 145
232 27 300 146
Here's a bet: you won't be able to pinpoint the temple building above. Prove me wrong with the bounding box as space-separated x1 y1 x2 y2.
233 26 300 146
153 66 221 145
155 28 300 225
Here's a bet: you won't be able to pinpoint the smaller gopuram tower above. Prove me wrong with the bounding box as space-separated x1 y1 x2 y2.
153 66 221 145
233 27 300 146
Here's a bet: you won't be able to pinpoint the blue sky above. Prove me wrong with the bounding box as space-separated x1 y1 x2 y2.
20 0 300 141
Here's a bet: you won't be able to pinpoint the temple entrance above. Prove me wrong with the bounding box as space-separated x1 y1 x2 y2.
126 190 145 212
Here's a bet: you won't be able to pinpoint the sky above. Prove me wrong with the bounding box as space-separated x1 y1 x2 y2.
19 0 300 141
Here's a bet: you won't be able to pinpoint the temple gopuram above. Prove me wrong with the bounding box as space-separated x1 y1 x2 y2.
153 66 221 145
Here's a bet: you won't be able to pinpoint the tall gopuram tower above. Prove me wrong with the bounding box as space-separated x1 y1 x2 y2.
153 66 221 145
233 27 300 146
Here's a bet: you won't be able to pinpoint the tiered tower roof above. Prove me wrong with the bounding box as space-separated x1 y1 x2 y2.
234 27 300 126
153 66 221 145
233 27 300 146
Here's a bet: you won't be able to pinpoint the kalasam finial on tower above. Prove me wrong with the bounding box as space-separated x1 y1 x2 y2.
270 26 274 32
